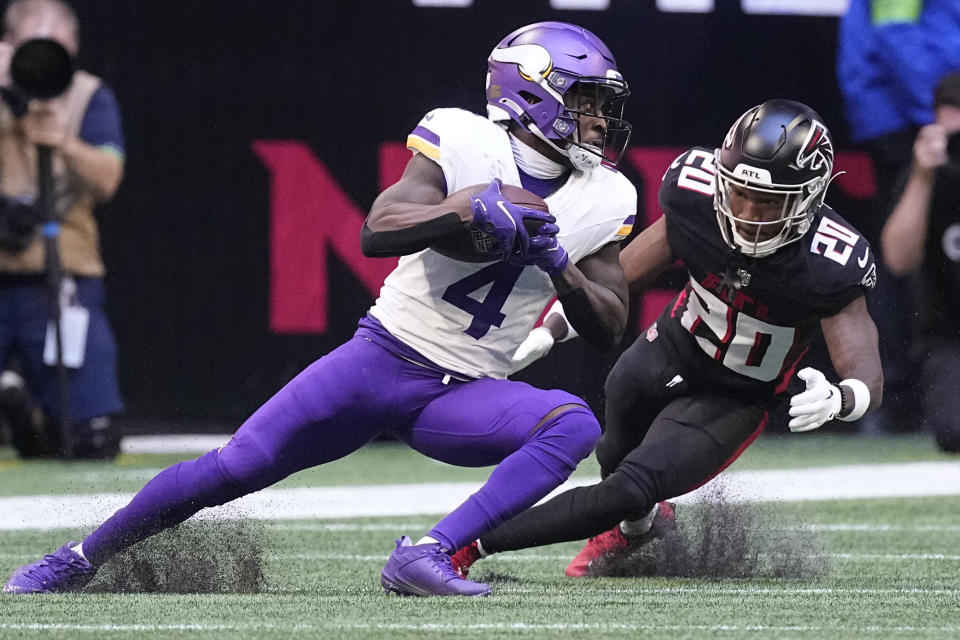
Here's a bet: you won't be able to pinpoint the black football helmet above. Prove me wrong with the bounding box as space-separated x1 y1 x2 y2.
714 99 834 256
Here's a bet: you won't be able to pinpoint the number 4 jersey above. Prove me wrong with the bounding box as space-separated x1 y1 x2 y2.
368 108 637 379
656 147 877 400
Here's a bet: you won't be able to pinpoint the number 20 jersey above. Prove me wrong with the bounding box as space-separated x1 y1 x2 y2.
368 108 637 379
655 147 877 399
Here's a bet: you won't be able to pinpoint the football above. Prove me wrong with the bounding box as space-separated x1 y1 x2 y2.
431 183 550 263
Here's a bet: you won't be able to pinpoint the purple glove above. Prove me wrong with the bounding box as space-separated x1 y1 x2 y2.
469 179 556 255
519 234 569 275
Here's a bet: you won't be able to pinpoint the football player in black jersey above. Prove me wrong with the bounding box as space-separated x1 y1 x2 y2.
451 99 883 577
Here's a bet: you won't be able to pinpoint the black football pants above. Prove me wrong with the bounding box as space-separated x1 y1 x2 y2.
480 330 770 553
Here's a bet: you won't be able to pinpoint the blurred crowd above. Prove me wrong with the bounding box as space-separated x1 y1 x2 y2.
838 0 960 449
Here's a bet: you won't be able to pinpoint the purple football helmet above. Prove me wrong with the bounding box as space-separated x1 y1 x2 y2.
486 22 631 170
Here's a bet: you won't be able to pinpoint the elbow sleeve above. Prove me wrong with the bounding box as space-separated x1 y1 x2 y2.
361 213 464 258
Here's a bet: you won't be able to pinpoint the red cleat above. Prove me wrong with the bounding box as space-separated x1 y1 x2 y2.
565 526 629 577
449 540 482 578
565 501 677 577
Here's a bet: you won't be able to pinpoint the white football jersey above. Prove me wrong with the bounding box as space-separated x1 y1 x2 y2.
368 108 636 379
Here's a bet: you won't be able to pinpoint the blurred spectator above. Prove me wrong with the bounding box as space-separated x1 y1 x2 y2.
881 71 960 452
836 0 960 433
0 0 124 458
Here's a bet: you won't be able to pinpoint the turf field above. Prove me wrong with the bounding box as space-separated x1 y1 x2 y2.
1 433 958 639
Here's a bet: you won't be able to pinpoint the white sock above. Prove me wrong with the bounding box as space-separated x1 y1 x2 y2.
619 502 659 538
475 539 488 558
70 542 87 561
415 535 440 546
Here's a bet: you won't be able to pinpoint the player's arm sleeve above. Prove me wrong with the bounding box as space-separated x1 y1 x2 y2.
814 237 878 315
360 213 465 257
363 113 477 257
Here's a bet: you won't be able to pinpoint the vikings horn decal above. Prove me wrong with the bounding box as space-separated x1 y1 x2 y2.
796 120 833 172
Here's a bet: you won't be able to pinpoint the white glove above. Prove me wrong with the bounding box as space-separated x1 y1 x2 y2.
509 327 555 374
787 367 842 433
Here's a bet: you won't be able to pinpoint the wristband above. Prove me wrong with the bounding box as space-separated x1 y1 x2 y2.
546 299 578 342
837 378 870 422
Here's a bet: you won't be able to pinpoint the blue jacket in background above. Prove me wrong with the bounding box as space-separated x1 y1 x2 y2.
838 0 960 142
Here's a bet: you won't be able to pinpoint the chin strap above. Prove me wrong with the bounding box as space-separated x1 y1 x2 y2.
567 144 602 171
526 124 602 171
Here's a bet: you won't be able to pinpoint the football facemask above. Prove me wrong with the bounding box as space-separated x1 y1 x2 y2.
713 99 835 257
714 165 825 257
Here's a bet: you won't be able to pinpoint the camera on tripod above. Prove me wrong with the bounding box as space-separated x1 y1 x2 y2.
0 37 75 252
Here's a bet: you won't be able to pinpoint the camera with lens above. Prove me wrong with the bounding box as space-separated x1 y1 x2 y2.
10 37 75 100
1 36 74 114
0 38 74 253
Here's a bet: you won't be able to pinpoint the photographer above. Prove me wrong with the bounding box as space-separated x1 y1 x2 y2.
881 71 960 452
0 0 123 458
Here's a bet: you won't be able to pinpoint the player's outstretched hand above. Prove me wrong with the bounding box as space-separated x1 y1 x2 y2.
509 327 555 374
469 179 556 255
788 367 842 432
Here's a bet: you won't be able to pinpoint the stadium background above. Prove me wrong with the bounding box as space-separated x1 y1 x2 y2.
70 1 876 430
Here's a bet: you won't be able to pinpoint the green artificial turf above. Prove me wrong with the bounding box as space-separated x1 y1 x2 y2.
0 435 958 639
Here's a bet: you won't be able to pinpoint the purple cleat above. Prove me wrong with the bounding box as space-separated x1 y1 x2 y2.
4 543 96 594
381 536 491 597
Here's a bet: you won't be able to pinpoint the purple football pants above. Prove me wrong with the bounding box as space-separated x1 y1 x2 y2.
83 333 599 564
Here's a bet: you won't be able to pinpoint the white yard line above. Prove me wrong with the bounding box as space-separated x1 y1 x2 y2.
2 622 959 634
120 434 231 454
0 461 957 531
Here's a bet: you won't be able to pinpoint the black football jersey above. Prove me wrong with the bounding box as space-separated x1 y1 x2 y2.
653 147 876 399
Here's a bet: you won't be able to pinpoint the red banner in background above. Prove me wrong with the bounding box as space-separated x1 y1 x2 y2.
255 142 876 336
252 141 399 334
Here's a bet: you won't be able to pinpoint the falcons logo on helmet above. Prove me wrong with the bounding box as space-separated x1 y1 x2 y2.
796 120 833 172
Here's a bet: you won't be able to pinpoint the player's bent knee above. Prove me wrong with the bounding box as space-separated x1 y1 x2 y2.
531 402 601 466
595 472 655 521
595 436 622 477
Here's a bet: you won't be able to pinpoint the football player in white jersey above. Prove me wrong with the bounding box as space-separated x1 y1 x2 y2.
5 22 637 598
